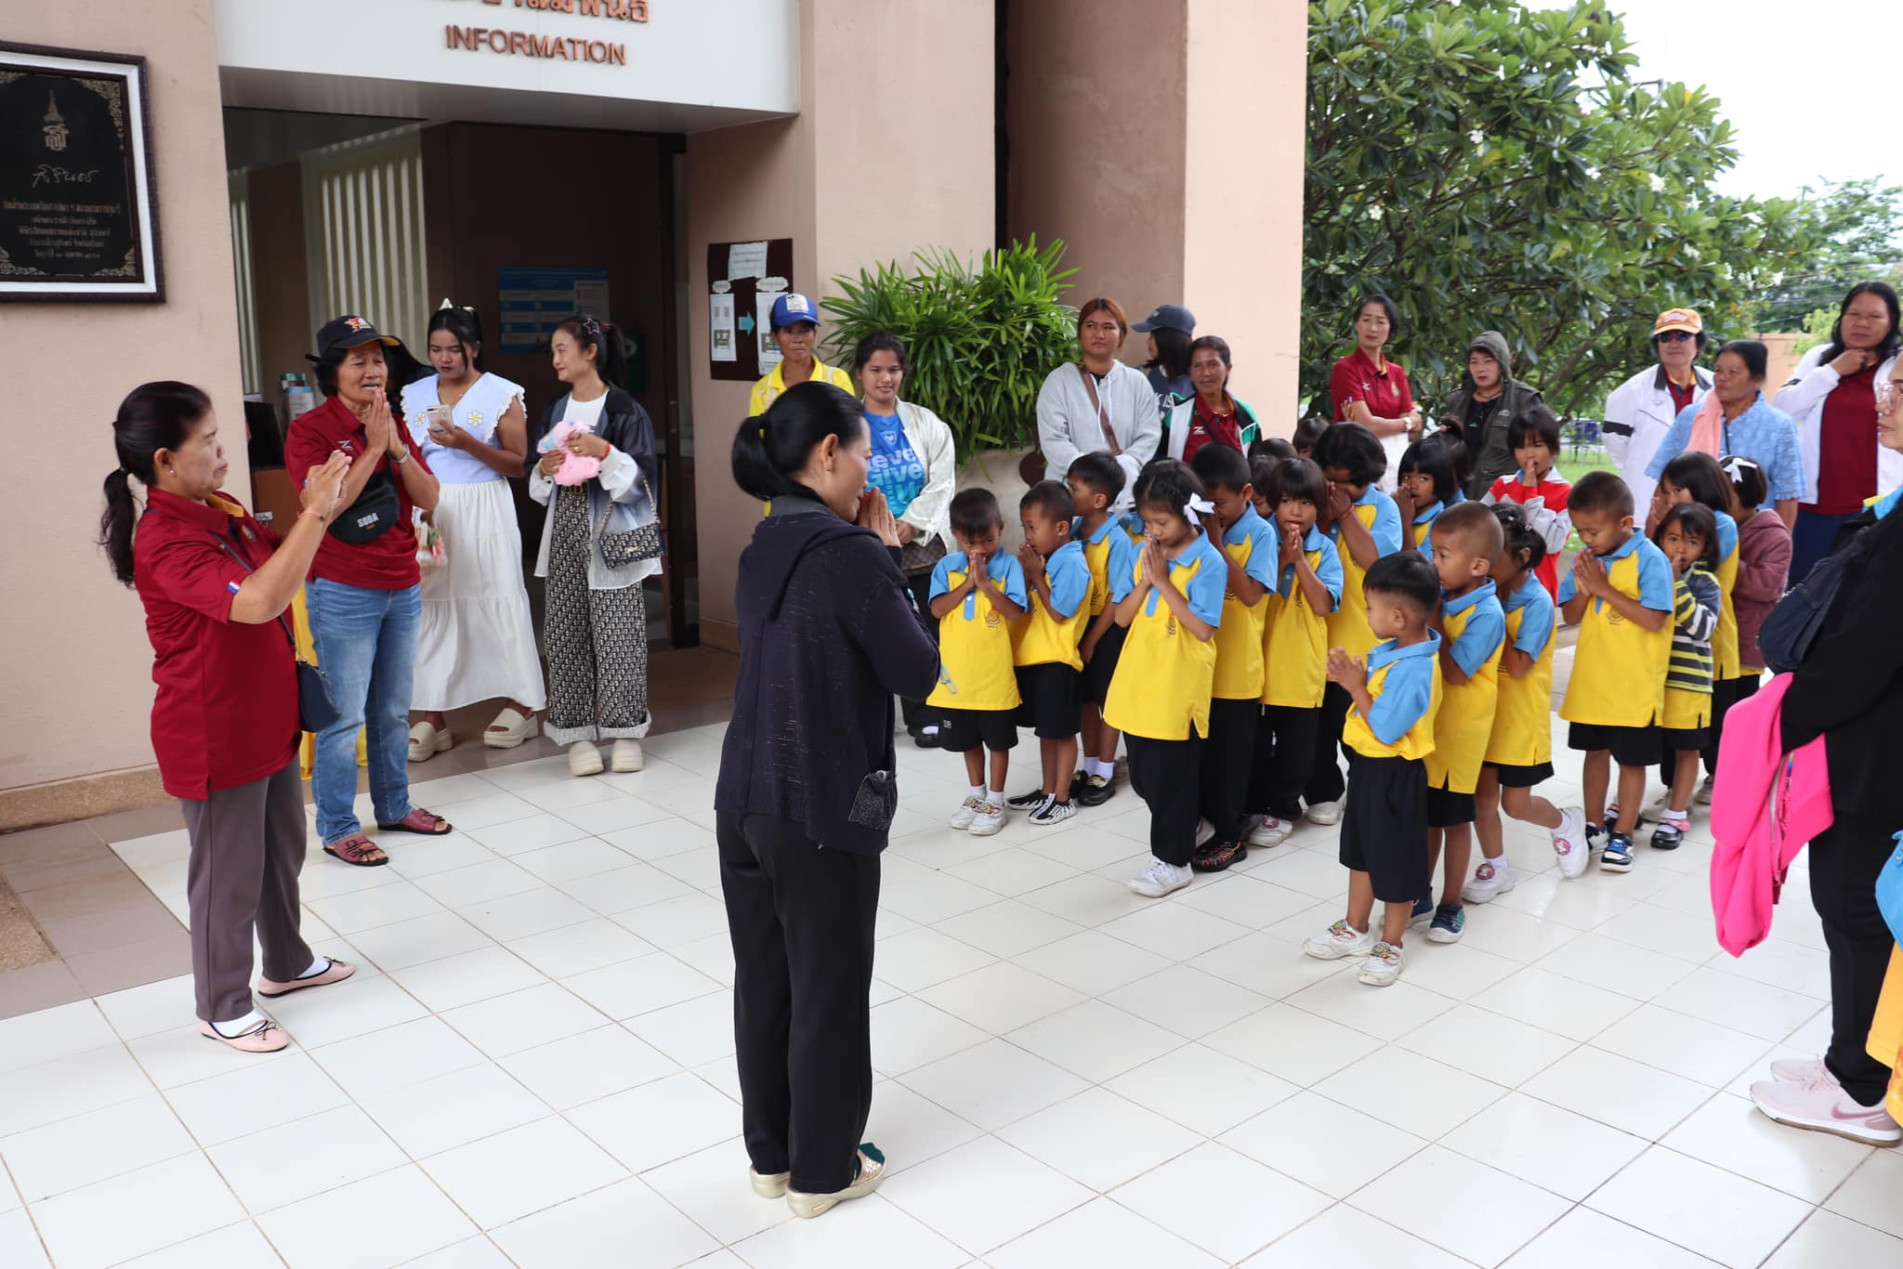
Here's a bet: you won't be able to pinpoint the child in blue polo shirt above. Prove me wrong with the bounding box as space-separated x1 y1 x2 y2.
1396 436 1461 554
1066 453 1137 809
1007 481 1093 826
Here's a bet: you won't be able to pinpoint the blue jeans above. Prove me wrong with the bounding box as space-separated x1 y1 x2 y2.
1790 508 1860 588
307 578 420 845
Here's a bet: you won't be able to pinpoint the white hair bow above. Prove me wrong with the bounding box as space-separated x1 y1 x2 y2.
437 297 476 313
1186 495 1216 516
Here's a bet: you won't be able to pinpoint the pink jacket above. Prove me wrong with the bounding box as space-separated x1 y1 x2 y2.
1710 673 1832 955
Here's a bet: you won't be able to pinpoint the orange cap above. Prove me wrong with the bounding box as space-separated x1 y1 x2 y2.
1653 308 1703 337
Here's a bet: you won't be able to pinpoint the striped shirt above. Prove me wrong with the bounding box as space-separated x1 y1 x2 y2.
1666 566 1720 695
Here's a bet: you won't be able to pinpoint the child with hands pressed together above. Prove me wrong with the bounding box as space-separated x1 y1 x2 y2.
1065 453 1137 808
1303 551 1444 986
1654 451 1742 807
1102 460 1228 898
926 489 1028 837
1467 504 1588 902
1187 445 1279 871
1650 502 1722 849
1395 436 1461 555
1006 482 1092 826
1248 458 1342 849
1558 471 1675 873
1482 404 1573 598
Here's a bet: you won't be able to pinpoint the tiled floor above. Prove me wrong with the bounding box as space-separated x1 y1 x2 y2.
0 713 1895 1267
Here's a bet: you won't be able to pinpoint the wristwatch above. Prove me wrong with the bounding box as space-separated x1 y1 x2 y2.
391 447 409 465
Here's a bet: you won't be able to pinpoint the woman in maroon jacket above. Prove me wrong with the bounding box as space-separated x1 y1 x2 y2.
101 382 357 1051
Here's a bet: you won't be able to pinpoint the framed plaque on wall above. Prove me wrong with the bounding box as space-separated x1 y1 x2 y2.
0 42 162 301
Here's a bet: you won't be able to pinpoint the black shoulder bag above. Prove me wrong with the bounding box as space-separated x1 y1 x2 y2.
210 532 341 733
328 467 402 544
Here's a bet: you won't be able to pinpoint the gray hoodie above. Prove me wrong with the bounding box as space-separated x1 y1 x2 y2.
1440 330 1544 499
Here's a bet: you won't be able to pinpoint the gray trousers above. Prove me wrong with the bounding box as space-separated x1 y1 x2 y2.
178 761 313 1024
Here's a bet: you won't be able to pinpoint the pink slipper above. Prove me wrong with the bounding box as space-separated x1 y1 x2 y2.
198 1019 289 1053
377 808 452 835
257 958 357 999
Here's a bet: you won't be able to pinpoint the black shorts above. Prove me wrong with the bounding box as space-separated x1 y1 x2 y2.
1657 725 1710 754
1015 663 1083 739
1426 785 1476 828
1081 621 1128 705
1483 761 1555 789
1339 752 1429 903
936 707 1018 754
1568 722 1656 769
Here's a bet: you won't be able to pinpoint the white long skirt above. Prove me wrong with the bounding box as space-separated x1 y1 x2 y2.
413 479 548 712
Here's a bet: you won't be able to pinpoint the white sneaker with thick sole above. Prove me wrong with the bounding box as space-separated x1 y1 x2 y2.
1552 807 1590 879
611 739 644 773
568 741 604 778
1769 1056 1828 1084
1247 815 1296 848
1463 858 1515 903
1750 1071 1903 1146
1128 857 1193 898
1304 800 1344 826
786 1146 887 1219
947 796 985 830
1303 919 1377 960
967 802 1006 837
1359 941 1404 986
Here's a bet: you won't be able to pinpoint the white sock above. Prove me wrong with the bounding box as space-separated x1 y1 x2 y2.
968 784 986 801
299 956 331 980
1091 758 1112 779
211 1009 269 1038
1661 808 1688 824
986 788 1005 805
921 725 939 736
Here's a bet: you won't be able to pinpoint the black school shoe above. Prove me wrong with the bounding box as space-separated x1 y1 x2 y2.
1191 837 1245 873
1074 773 1116 808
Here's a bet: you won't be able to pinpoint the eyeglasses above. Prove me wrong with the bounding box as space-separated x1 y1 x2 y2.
1878 380 1896 413
1655 330 1697 343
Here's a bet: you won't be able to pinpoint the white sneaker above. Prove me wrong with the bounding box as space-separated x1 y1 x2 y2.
1695 775 1715 806
611 739 644 773
967 802 1005 837
947 796 985 830
1463 857 1515 903
1359 941 1404 986
1247 815 1296 848
1769 1056 1829 1084
1128 857 1193 898
568 741 604 777
1303 918 1377 960
1304 800 1344 826
1552 807 1589 879
1195 818 1217 847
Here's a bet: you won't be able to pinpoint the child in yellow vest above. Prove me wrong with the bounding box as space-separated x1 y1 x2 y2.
1187 444 1279 871
927 489 1028 837
1303 551 1443 987
1559 471 1674 873
1103 461 1228 899
1246 458 1342 849
1066 453 1137 809
1420 502 1507 945
1306 424 1403 824
1466 503 1588 903
1005 481 1092 826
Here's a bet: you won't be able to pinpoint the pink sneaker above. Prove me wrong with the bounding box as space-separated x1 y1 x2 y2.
1750 1071 1902 1146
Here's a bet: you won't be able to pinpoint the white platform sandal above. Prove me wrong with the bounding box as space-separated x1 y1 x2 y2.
484 707 539 749
408 721 452 763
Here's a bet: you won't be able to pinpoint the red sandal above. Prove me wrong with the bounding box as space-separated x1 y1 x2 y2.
377 808 453 836
323 834 389 867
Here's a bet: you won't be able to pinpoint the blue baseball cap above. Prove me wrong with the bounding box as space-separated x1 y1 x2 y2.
770 292 821 329
1132 303 1195 335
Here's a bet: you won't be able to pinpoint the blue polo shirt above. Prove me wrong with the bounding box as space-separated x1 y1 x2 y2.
1442 579 1506 677
1278 523 1345 603
1646 393 1805 503
1365 633 1441 746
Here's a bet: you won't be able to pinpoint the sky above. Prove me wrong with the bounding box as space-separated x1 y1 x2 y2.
1611 0 1898 200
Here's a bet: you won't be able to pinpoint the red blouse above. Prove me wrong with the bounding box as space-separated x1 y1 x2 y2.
284 395 431 590
1330 348 1414 423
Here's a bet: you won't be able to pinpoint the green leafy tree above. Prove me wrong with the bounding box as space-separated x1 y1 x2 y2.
1303 0 1900 422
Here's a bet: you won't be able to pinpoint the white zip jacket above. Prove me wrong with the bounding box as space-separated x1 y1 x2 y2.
1772 345 1903 505
1035 360 1162 504
890 399 956 552
1603 363 1711 515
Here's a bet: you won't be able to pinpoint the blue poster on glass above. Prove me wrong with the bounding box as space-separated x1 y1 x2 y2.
496 266 610 353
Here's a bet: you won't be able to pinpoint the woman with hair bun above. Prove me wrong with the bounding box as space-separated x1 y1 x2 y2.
101 382 358 1052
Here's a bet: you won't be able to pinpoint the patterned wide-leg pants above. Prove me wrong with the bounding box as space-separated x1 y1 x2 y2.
544 486 651 746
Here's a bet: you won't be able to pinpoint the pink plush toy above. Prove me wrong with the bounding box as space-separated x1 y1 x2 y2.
539 419 603 486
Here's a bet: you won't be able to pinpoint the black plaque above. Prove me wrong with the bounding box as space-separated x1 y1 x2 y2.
0 43 161 301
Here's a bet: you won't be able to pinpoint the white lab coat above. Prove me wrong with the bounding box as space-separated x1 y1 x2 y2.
1603 363 1711 515
1772 345 1903 505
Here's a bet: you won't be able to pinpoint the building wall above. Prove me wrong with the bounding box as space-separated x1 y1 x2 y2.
0 2 247 818
245 160 312 424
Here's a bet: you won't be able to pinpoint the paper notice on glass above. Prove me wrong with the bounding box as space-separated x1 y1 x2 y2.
757 291 782 372
709 292 737 362
727 241 768 281
574 276 610 317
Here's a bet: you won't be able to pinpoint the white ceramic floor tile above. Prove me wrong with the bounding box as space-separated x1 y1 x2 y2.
870 997 989 1077
0 1210 50 1269
118 1221 284 1268
0 1092 196 1202
1519 1044 1713 1140
130 1024 297 1092
1218 1091 1427 1199
878 1134 1093 1256
29 1155 247 1269
306 880 446 935
309 1016 489 1099
207 1105 407 1213
456 886 599 942
387 946 547 1013
1587 1145 1812 1267
914 961 1085 1035
1821 1148 1903 1238
995 1087 1200 1191
462 812 594 855
411 859 546 910
640 1141 793 1247
423 1116 627 1229
610 892 729 949
488 1175 716 1267
1399 1003 1578 1088
1097 902 1251 959
1348 1144 1572 1266
931 899 1083 959
1103 1043 1301 1137
358 1061 552 1158
1004 999 1183 1082
1202 1003 1383 1087
564 1070 738 1173
1532 931 1701 1002
622 990 736 1066
439 982 611 1059
1171 873 1318 930
161 1054 349 1146
1764 1209 1903 1267
1281 970 1457 1042
1660 1090 1872 1204
862 1082 986 1175
0 1043 153 1136
1588 1004 1769 1088
897 1039 1089 1132
343 911 495 973
1100 963 1272 1039
497 1024 679 1111
729 1194 966 1269
871 927 999 993
989 1197 1223 1268
256 1163 477 1268
1651 967 1825 1043
92 976 197 1044
1241 1202 1470 1268
1015 873 1153 928
265 973 431 1049
1112 1142 1332 1263
1475 966 1639 1042
1313 1044 1508 1139
1501 1206 1721 1268
1439 1091 1647 1201
1009 929 1170 995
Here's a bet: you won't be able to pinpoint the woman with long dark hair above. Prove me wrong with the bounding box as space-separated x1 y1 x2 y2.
102 382 357 1050
400 303 544 760
1774 281 1903 581
716 381 938 1218
286 316 453 867
529 314 662 778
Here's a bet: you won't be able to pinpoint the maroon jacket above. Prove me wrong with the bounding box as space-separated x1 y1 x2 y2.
1733 508 1792 671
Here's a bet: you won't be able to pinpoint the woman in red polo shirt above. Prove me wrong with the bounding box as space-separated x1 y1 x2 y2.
1328 294 1422 490
102 381 357 1052
285 316 454 865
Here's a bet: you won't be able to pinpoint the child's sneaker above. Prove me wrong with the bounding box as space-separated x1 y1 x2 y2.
1304 800 1343 826
947 796 985 830
1426 903 1466 944
1190 837 1244 873
1247 815 1296 848
1006 788 1048 810
1128 857 1193 898
967 801 1005 837
1074 773 1116 808
1584 823 1608 857
1553 807 1590 879
1409 893 1435 927
1695 774 1715 806
1651 814 1687 850
1029 797 1076 828
1600 832 1635 872
1303 919 1376 960
1359 941 1404 986
1464 859 1515 903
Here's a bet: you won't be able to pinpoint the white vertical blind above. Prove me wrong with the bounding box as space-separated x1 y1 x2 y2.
226 170 260 395
301 128 429 354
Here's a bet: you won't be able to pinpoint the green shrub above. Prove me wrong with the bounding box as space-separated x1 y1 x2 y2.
822 237 1079 457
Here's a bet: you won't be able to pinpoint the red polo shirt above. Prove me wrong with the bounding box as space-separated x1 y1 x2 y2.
1330 348 1414 423
284 395 430 590
134 489 300 799
1184 394 1243 463
1811 363 1879 515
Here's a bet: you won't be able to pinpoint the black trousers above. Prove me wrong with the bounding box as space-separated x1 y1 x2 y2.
1250 704 1321 822
716 811 881 1192
1127 731 1204 867
1808 817 1896 1106
1304 682 1352 805
1198 699 1259 842
1704 674 1759 776
899 571 937 733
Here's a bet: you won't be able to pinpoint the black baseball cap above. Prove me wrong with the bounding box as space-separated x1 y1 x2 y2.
1132 303 1195 335
314 315 401 359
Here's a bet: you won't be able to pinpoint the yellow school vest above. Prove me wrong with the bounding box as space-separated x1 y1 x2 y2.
1342 635 1442 762
1326 495 1390 660
1560 536 1673 728
1013 543 1090 672
1484 585 1555 767
748 359 854 417
1424 585 1504 795
1080 519 1122 618
1262 541 1332 709
927 561 1022 712
1211 518 1275 701
1712 529 1740 681
1104 540 1222 741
